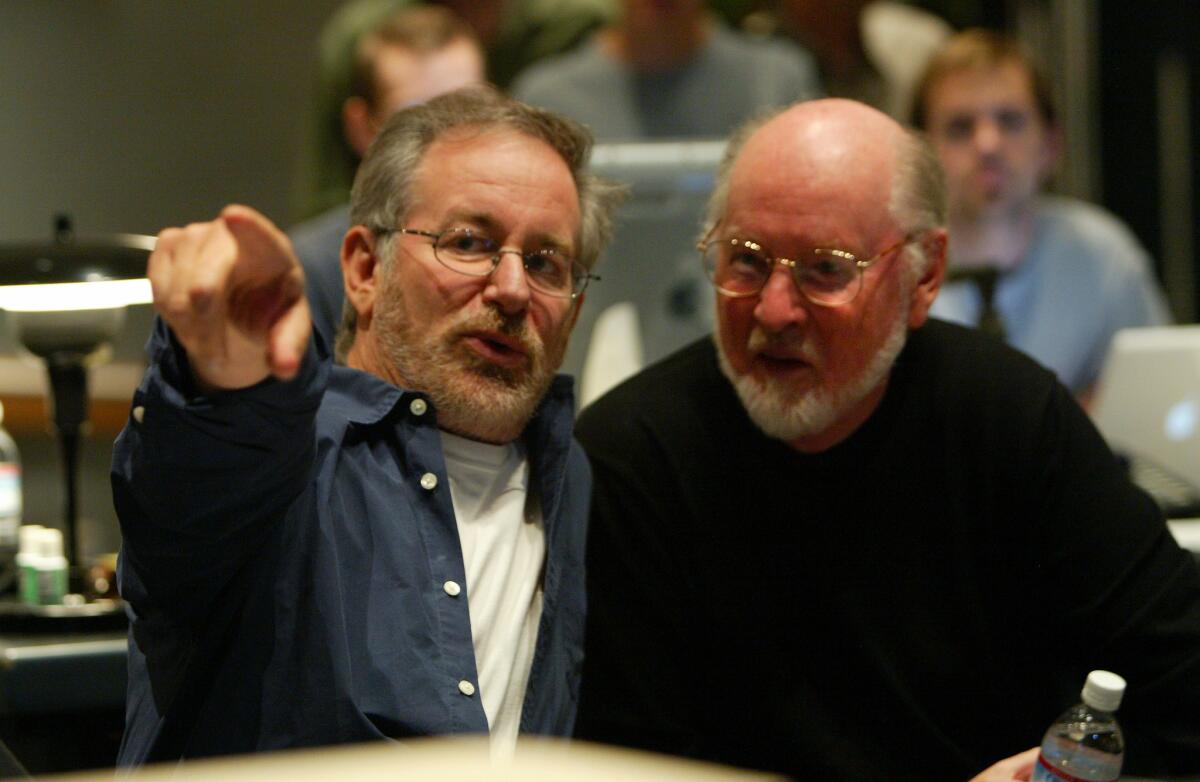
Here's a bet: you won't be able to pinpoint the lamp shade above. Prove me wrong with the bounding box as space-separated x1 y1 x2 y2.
0 233 154 312
0 223 156 574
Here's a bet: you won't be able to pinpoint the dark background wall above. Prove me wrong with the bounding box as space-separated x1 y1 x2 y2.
0 2 343 241
1099 0 1200 321
0 1 343 563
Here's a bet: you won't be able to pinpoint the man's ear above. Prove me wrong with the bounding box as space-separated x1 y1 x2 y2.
342 97 376 158
342 225 382 329
908 228 947 328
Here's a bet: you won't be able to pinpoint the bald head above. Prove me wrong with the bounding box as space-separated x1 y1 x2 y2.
746 97 903 155
739 100 902 242
705 98 946 277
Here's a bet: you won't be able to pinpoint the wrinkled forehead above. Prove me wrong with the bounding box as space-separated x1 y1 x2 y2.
409 126 583 239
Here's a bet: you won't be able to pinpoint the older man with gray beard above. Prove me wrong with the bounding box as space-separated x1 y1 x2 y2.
573 98 1200 780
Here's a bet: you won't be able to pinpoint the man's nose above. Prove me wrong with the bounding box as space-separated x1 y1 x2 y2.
972 119 1003 154
753 265 809 334
483 250 532 316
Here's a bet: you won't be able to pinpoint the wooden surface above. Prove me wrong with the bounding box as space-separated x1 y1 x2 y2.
0 356 141 437
0 395 131 437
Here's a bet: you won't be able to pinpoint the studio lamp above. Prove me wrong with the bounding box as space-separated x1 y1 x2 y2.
0 216 153 576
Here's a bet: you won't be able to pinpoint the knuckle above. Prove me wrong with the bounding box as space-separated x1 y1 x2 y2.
180 222 216 244
161 291 193 320
156 227 182 247
187 281 217 307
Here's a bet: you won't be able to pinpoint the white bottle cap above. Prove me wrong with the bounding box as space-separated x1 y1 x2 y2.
35 527 64 559
1082 670 1126 712
18 524 44 555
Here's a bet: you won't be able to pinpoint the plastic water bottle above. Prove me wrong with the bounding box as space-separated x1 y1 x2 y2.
19 527 68 606
1031 670 1125 782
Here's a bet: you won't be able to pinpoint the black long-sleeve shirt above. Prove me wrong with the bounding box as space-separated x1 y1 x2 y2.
575 320 1200 780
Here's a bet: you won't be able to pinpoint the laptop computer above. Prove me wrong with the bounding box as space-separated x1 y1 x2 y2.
1091 325 1200 517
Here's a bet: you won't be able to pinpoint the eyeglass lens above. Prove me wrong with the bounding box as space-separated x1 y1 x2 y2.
433 228 583 297
702 239 862 306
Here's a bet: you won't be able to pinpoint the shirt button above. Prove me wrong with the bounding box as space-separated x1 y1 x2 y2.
409 398 427 416
420 472 438 491
458 680 476 697
132 405 145 424
443 580 461 597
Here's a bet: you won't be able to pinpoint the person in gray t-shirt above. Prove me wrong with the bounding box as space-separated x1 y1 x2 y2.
512 0 822 140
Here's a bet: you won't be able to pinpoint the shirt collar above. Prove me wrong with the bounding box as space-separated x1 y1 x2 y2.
323 364 578 434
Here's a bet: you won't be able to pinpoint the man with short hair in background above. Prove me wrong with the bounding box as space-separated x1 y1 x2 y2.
299 0 614 221
291 4 485 348
113 87 624 765
573 97 1200 780
912 28 1169 405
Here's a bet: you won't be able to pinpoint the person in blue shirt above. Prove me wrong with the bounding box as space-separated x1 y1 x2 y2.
912 29 1170 405
112 86 624 765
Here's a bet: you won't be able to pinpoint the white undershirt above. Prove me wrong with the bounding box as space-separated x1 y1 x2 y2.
439 431 545 754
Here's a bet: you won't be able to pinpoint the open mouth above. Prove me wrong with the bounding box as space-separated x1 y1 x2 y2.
754 352 814 377
463 332 530 370
759 353 806 365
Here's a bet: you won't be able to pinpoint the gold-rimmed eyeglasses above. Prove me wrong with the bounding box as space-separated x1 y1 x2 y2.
375 226 597 299
698 233 920 307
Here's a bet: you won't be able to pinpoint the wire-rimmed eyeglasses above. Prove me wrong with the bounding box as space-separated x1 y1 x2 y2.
698 233 920 307
375 226 597 299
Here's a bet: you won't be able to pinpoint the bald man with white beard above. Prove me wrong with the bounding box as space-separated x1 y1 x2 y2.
573 98 1200 780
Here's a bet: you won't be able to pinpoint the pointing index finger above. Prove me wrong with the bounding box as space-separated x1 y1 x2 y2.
221 204 294 267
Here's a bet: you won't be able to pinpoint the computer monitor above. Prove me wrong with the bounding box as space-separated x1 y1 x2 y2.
566 140 726 405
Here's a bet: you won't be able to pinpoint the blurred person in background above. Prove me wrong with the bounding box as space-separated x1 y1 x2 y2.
913 28 1170 404
773 0 951 118
290 4 485 348
511 0 821 140
298 0 614 223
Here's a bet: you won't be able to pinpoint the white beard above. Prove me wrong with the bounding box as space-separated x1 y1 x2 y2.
715 307 909 443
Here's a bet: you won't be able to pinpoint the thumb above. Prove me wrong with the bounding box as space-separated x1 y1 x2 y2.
1011 747 1041 781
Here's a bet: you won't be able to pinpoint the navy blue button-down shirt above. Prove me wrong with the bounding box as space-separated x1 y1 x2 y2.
112 322 590 765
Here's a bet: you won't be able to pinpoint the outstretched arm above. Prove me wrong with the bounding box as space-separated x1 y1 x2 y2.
115 206 326 623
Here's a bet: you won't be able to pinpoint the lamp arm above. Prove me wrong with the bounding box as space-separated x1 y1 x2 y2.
45 359 88 568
